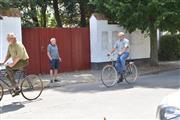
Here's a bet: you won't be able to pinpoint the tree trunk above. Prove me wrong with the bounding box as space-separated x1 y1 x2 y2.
30 3 39 27
41 1 47 27
79 0 86 27
52 0 62 27
149 26 158 66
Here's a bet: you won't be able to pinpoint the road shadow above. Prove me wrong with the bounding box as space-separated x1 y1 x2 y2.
134 70 180 89
52 70 179 93
0 98 42 114
52 81 134 93
0 102 24 114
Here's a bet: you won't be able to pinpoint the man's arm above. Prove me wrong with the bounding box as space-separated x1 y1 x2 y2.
2 48 11 64
3 54 10 64
57 47 62 62
118 46 128 55
59 56 62 62
111 48 116 54
58 52 62 62
47 52 52 60
110 41 118 54
8 57 21 67
47 45 52 60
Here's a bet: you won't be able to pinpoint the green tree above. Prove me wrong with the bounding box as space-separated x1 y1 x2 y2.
10 0 40 27
0 0 9 9
62 0 79 27
37 0 49 27
0 0 94 27
78 0 88 27
91 0 180 65
52 0 62 27
63 0 93 27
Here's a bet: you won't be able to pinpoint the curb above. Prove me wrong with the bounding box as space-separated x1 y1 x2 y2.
139 67 180 76
43 67 180 89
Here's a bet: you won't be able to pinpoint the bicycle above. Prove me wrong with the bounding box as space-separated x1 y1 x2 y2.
0 64 43 101
101 53 138 87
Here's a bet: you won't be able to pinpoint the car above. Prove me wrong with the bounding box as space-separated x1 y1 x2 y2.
156 90 180 120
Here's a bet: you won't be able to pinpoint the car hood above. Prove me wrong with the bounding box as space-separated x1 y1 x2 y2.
160 90 180 108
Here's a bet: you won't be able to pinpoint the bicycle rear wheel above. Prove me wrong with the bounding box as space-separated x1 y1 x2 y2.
125 63 138 84
21 75 43 100
101 65 118 87
0 84 4 101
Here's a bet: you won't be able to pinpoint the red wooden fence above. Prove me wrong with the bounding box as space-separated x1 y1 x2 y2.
22 28 91 74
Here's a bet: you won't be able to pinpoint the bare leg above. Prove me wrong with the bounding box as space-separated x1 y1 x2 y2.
50 69 54 81
54 69 58 80
6 66 18 89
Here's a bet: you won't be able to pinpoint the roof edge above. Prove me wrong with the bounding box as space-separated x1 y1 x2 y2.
0 8 21 17
92 13 108 20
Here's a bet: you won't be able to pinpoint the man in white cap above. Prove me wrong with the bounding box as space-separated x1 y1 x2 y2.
110 32 130 82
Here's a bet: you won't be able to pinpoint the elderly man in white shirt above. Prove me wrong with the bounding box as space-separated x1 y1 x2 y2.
110 32 130 82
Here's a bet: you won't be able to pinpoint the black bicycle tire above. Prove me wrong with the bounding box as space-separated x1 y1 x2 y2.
0 84 4 101
101 65 118 87
125 63 138 84
21 75 43 101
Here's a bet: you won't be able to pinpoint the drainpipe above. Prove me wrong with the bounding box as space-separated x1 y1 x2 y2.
0 16 3 61
157 29 162 50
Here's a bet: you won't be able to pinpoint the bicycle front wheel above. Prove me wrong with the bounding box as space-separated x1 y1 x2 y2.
21 75 43 100
0 84 4 101
101 65 118 87
125 63 138 84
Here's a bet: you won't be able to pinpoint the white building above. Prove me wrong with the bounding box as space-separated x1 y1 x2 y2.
0 8 22 62
90 13 150 66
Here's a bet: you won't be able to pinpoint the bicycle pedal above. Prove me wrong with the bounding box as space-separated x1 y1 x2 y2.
11 91 20 97
12 93 20 97
10 88 20 97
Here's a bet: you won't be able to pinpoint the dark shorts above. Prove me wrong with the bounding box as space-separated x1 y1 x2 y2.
50 59 59 69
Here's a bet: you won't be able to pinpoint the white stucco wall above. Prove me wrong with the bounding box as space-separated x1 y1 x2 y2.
0 16 22 62
90 15 150 63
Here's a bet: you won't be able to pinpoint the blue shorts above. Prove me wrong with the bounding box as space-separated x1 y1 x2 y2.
50 59 59 69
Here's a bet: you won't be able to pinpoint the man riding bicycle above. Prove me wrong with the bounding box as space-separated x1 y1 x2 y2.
110 32 129 83
1 33 29 97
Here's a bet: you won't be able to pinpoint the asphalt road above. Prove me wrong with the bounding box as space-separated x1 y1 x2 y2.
0 70 179 119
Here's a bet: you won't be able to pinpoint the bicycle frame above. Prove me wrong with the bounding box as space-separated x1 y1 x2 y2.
102 53 138 87
107 54 135 72
107 54 117 65
0 67 25 89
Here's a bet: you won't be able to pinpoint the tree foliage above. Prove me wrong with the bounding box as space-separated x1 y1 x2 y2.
90 0 180 65
159 34 180 61
91 0 180 32
0 0 94 27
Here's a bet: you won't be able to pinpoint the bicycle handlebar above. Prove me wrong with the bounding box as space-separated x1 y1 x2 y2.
107 53 116 62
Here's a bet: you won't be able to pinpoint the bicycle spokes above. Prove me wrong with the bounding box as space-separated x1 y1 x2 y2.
101 65 118 87
0 84 4 101
125 64 138 84
21 75 43 100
